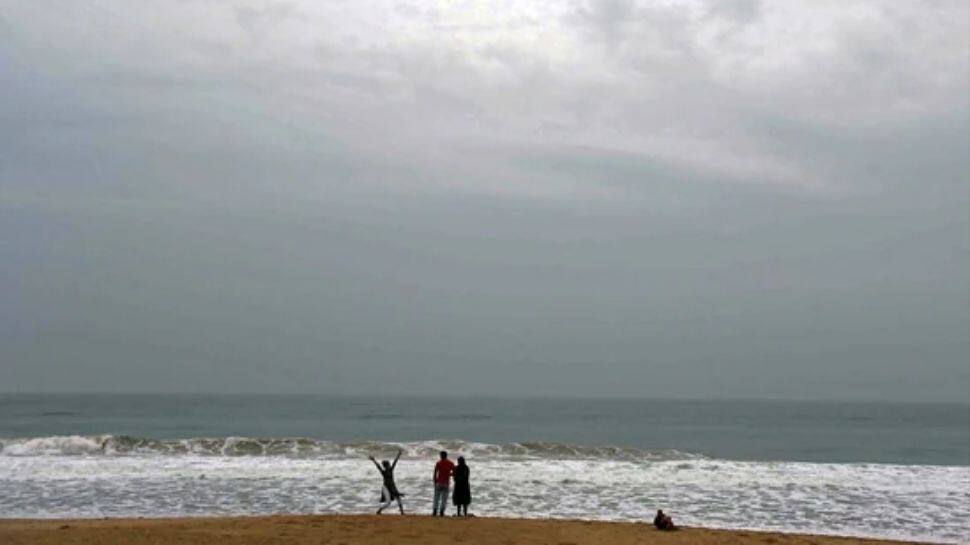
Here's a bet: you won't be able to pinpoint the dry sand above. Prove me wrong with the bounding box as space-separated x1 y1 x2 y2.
0 515 936 545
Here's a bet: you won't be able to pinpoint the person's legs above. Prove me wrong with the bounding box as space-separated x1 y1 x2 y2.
396 496 405 515
433 486 449 516
432 487 441 515
377 486 391 514
377 497 393 514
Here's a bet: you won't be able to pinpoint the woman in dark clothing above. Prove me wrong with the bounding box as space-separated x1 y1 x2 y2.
369 450 405 515
452 456 471 516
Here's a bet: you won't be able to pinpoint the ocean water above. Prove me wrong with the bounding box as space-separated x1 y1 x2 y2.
0 394 967 543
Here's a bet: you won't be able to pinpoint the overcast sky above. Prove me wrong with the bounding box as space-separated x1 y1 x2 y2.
1 0 968 401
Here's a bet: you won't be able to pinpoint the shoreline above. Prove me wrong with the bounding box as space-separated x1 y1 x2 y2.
0 515 946 545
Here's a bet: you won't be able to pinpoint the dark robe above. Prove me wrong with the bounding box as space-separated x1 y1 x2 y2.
452 464 471 506
379 467 400 501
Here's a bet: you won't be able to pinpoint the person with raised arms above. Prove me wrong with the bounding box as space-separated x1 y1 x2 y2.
369 449 405 515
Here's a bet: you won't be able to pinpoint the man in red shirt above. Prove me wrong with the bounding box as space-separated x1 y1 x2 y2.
432 451 455 516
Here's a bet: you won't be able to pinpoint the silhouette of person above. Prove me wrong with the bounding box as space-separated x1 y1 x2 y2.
653 509 676 530
432 450 455 516
369 450 405 515
452 456 471 516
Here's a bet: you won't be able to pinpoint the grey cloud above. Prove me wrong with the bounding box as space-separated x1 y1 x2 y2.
234 2 300 42
706 0 762 24
0 0 967 401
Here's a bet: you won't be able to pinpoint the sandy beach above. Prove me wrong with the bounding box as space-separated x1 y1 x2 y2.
0 515 937 545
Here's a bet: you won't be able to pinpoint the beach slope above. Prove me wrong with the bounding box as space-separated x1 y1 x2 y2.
0 515 934 545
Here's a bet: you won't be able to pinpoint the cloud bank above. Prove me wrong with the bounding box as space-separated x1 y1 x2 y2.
1 1 968 400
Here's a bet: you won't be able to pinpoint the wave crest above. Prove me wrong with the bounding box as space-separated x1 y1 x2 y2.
0 435 704 461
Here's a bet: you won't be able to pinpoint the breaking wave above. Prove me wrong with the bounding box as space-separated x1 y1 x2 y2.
1 436 967 542
0 435 704 461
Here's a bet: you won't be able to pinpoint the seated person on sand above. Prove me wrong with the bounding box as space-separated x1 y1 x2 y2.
653 509 676 531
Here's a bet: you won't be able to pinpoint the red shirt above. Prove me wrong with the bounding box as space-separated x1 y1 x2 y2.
434 459 455 486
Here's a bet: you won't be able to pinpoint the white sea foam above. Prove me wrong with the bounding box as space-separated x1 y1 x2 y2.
0 435 111 456
0 435 700 461
1 436 967 543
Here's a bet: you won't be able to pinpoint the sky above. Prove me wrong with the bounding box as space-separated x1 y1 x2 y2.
1 0 968 401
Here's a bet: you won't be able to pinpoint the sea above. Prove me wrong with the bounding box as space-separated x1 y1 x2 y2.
0 394 967 543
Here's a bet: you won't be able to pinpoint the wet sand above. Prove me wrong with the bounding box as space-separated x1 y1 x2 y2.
0 515 937 545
